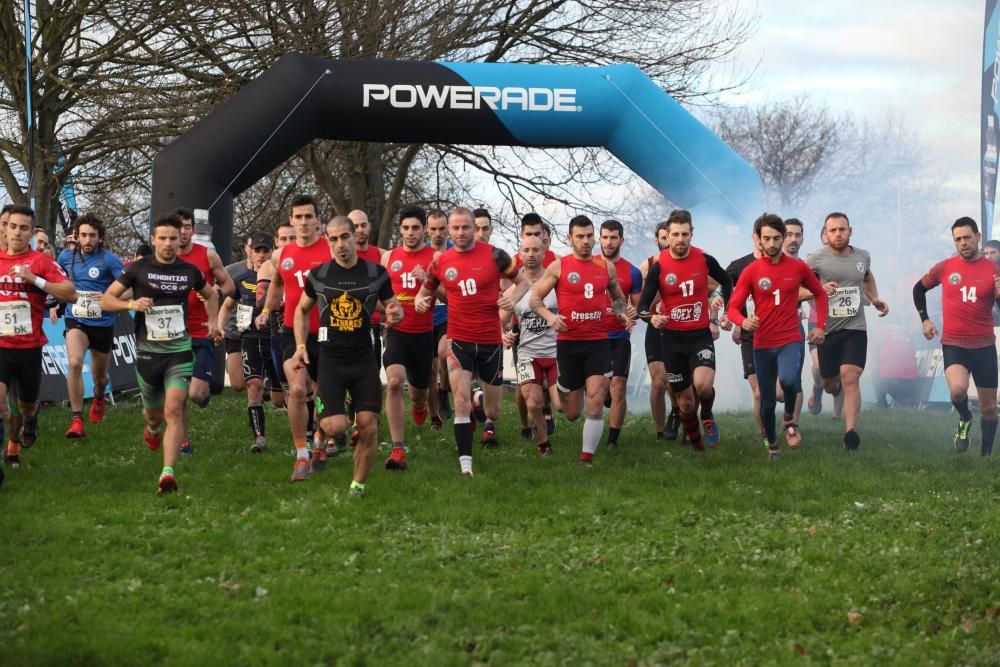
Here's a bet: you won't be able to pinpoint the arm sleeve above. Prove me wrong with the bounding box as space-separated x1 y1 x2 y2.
637 262 661 314
193 267 207 292
493 248 517 278
913 279 931 321
705 254 732 304
629 265 642 295
726 271 751 328
303 274 317 299
801 264 828 330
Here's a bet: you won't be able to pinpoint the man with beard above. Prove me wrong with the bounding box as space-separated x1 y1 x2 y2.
58 214 126 438
727 214 827 460
807 212 888 450
913 217 1000 456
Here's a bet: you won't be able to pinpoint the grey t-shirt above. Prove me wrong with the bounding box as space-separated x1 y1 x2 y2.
223 259 249 339
514 288 557 359
806 246 871 332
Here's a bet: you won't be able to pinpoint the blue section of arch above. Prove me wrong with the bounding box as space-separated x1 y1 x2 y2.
441 61 762 228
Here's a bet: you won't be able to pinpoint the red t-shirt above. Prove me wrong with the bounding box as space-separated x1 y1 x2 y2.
357 245 384 325
921 255 1000 348
653 247 712 332
179 243 212 338
424 242 516 345
605 256 640 336
279 239 332 334
556 254 610 341
0 249 68 348
514 249 558 270
728 254 827 349
385 245 436 334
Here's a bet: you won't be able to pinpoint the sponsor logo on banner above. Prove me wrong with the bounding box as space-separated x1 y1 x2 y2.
362 84 579 113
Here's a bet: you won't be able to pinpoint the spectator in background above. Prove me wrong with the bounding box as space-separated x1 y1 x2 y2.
984 239 1000 265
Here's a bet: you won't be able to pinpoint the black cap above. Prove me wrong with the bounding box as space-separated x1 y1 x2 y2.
251 233 274 250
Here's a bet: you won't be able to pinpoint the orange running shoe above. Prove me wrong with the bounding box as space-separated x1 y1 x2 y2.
385 447 408 470
65 416 86 439
89 397 107 424
157 472 177 495
783 417 802 449
289 457 310 482
143 426 162 451
5 441 21 468
310 447 328 473
412 401 429 426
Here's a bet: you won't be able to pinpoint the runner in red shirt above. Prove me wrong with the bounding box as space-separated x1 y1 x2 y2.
530 215 632 465
350 209 385 364
174 208 234 454
727 214 828 460
913 216 1000 456
381 206 439 470
638 210 732 450
1 205 76 468
257 195 332 481
415 207 529 476
599 219 641 450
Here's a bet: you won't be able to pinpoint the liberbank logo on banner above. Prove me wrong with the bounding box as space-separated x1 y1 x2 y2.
362 83 579 112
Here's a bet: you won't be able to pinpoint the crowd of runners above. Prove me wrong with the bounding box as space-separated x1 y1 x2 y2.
0 199 996 495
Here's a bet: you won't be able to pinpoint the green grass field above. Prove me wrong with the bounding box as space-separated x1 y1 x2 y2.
1 391 998 666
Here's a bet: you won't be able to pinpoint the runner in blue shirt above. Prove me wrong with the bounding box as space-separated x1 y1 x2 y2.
57 214 125 438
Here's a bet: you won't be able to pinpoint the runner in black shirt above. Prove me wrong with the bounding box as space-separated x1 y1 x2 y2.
725 242 764 437
218 233 274 453
290 215 402 497
102 214 219 495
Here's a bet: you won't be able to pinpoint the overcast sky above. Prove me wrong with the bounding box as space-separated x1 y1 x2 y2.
720 0 984 212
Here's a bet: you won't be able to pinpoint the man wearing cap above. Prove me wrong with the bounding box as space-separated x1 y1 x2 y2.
218 233 275 451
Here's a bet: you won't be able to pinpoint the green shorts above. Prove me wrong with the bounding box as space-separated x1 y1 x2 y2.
136 350 194 409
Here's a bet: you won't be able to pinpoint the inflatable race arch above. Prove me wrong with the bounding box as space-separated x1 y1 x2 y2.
151 53 762 262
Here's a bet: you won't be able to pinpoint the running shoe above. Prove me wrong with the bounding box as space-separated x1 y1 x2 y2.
5 442 20 468
520 426 534 441
385 447 408 470
19 415 38 449
289 457 310 482
461 470 474 478
310 447 328 473
412 402 429 426
545 415 556 436
664 409 680 440
953 418 972 453
481 427 498 448
843 429 861 451
143 426 162 451
325 440 341 457
349 485 365 498
250 436 267 453
157 472 178 496
784 420 802 449
89 397 107 424
538 442 553 456
580 451 594 466
65 416 86 439
180 441 193 455
430 415 443 430
702 418 720 447
767 445 781 461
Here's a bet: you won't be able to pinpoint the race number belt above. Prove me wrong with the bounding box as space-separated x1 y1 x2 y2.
829 286 860 318
146 304 186 341
236 304 254 332
0 301 32 336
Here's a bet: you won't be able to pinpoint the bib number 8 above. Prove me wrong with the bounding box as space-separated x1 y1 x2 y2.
584 283 594 299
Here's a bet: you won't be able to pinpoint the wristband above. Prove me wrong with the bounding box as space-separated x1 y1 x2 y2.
34 277 47 290
261 307 271 315
709 317 719 325
296 343 306 350
128 299 134 311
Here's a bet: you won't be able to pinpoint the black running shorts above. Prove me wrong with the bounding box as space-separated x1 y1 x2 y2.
661 329 716 392
382 328 434 389
65 319 115 355
818 330 868 379
0 346 43 404
446 340 503 386
942 344 998 389
556 339 612 392
317 347 382 417
610 338 632 378
241 337 275 383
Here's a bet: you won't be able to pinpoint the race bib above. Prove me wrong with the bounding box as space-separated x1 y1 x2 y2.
318 327 328 343
72 291 103 319
0 301 32 336
516 358 536 384
829 286 860 318
146 304 186 341
236 304 253 332
745 295 755 317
